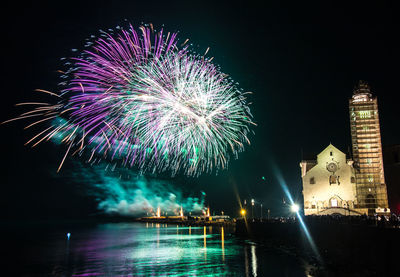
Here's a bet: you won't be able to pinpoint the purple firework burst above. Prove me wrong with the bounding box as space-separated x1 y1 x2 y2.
4 24 255 176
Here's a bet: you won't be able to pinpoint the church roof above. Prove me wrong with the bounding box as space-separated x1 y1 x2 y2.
301 143 351 162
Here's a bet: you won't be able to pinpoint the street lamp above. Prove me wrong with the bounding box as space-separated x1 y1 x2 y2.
291 203 300 213
240 209 246 218
251 199 255 219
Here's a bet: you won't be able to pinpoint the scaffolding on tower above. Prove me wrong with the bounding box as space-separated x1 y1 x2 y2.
349 81 389 215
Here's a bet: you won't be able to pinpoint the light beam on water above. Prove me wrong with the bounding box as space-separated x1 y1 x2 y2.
272 162 322 262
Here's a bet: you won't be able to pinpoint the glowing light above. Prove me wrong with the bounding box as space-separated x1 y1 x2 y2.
240 209 246 216
273 163 322 262
6 24 254 177
359 110 371 119
67 232 71 240
291 203 299 213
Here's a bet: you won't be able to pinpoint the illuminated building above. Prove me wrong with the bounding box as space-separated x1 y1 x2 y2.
349 81 389 214
301 82 391 216
301 144 361 215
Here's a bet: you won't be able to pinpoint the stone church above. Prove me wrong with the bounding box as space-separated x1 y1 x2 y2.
300 144 367 215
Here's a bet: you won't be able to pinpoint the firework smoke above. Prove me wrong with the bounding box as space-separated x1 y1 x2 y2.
68 162 206 216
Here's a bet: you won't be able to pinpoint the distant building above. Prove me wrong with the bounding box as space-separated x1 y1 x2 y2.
383 145 400 214
301 144 363 215
349 81 389 214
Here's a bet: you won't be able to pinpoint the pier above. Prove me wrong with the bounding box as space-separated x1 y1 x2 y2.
136 215 234 227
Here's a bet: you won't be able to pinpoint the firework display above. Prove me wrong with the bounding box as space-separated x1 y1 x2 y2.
5 24 254 176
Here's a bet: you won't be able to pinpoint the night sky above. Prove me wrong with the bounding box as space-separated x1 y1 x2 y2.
2 1 399 220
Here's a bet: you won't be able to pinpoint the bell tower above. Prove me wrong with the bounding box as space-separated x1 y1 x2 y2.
349 81 389 214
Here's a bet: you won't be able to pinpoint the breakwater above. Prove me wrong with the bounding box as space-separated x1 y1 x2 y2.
136 217 233 227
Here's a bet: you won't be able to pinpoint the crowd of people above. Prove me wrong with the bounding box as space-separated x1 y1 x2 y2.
302 213 400 228
242 213 400 228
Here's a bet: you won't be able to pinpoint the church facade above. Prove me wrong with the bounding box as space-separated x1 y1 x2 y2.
301 144 368 216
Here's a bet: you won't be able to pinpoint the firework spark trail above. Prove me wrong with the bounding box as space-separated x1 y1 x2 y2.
4 24 255 176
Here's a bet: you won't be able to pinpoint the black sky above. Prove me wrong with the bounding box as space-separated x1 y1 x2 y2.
1 1 399 219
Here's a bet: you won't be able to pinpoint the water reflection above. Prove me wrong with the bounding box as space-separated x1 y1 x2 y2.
203 226 207 249
244 245 249 277
221 226 225 262
15 222 310 276
251 244 257 276
73 223 233 276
